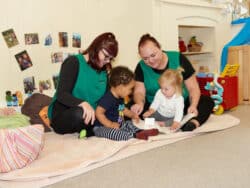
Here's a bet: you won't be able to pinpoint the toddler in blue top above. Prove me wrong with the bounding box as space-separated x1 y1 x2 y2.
94 66 159 141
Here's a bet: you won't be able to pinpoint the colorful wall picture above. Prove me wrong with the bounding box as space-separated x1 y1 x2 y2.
39 79 52 92
44 34 52 46
25 33 39 45
52 74 59 89
2 28 19 48
51 52 71 63
58 32 68 47
51 52 63 63
72 33 81 48
23 76 35 94
15 50 33 71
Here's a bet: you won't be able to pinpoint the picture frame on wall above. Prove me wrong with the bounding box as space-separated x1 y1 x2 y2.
2 28 19 48
72 33 81 48
58 32 68 47
24 33 39 45
23 76 35 94
15 50 33 71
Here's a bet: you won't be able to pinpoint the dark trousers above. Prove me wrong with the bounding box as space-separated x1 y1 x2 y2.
184 95 214 125
50 106 94 137
94 120 141 141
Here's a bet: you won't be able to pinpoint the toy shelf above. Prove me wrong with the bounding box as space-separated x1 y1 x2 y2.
178 25 216 73
182 51 213 55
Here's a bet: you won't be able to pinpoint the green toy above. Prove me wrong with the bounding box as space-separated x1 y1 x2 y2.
5 91 12 106
79 129 87 139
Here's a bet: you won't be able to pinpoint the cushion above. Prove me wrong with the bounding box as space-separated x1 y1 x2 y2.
0 124 44 173
21 93 52 132
0 113 30 129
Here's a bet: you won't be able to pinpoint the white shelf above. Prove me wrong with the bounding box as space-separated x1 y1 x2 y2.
178 25 216 72
182 51 213 55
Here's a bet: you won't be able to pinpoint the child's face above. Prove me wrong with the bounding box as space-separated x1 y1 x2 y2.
160 83 176 98
117 80 135 98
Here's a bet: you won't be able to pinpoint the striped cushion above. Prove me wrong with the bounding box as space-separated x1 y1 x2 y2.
0 124 44 173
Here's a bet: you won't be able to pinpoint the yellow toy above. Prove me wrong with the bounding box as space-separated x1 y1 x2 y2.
220 63 239 77
15 91 23 106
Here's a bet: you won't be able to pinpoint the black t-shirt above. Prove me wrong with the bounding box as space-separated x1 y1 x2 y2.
94 90 124 127
134 53 195 82
52 56 83 118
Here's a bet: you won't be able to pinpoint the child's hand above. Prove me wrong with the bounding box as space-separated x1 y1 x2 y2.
142 111 151 118
110 122 120 129
131 113 140 123
132 117 140 124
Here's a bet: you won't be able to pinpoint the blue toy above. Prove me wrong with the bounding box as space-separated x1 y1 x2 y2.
12 94 18 106
204 74 224 115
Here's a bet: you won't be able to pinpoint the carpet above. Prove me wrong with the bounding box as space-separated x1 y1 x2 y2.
0 114 240 188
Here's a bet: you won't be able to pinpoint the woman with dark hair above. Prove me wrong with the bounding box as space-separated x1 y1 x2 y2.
48 32 118 137
131 33 214 131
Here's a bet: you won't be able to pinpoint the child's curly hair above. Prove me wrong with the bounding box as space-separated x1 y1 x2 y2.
109 66 134 87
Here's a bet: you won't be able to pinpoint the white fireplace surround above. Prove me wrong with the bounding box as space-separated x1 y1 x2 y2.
152 0 232 71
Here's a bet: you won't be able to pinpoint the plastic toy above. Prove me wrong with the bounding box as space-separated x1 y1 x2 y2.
12 94 18 106
178 37 187 52
220 63 239 77
5 91 12 106
204 74 224 115
15 91 23 106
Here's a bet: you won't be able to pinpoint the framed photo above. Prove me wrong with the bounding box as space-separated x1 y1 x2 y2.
58 32 68 47
23 76 35 94
44 34 52 46
2 28 19 48
51 52 71 63
39 79 52 92
72 33 81 48
24 33 39 45
51 52 63 63
15 50 33 71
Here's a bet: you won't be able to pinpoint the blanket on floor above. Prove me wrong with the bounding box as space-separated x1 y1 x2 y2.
0 114 240 188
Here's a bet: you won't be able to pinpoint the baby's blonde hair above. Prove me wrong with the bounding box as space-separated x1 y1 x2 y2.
158 68 183 96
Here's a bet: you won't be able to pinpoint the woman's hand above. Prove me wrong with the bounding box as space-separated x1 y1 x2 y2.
79 102 95 125
184 75 200 117
131 81 146 115
187 105 198 116
131 103 144 115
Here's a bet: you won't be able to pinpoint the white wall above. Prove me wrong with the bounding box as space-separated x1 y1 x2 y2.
0 0 236 104
0 0 153 102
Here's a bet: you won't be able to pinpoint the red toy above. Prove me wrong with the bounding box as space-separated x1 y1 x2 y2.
197 76 238 110
178 37 187 52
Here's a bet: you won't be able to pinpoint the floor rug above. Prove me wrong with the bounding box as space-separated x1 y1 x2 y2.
0 114 240 188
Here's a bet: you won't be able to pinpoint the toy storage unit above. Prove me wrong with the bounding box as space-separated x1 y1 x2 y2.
227 45 250 104
197 76 238 110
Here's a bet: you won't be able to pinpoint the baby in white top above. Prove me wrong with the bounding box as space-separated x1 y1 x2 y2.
143 69 184 131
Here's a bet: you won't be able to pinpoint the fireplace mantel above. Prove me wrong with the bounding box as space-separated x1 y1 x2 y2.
158 0 224 9
152 0 231 72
